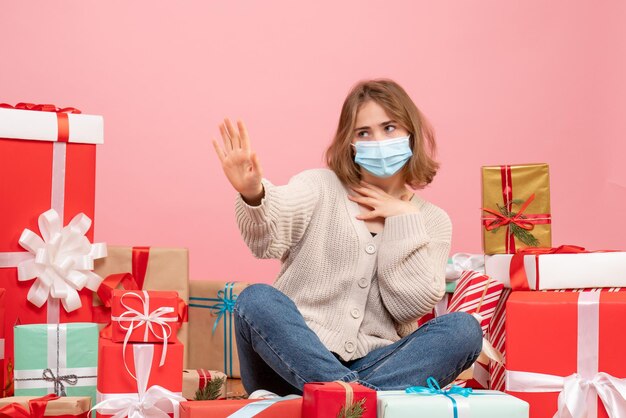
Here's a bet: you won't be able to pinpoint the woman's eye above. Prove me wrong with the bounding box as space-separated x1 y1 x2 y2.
357 131 369 138
384 125 396 133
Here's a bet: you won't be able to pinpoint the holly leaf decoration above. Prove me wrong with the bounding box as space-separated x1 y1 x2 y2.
488 202 540 247
194 376 226 400
337 398 366 418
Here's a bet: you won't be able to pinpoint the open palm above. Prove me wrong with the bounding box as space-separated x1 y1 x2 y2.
212 118 264 202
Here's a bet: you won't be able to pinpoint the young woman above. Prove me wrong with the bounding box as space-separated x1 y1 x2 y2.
212 79 482 396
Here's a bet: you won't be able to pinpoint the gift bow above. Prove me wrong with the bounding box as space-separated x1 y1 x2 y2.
445 254 485 281
506 371 626 418
16 209 107 312
0 394 61 418
406 377 472 418
0 103 81 114
112 291 179 371
91 344 185 418
209 288 237 334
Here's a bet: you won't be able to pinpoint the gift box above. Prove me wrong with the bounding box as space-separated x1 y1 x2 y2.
505 291 626 418
487 288 511 391
93 246 189 365
481 164 551 254
0 394 91 417
182 368 227 400
485 248 626 290
179 397 302 417
418 271 504 389
13 323 98 408
188 281 249 378
302 382 376 418
94 339 184 418
377 388 528 417
0 289 5 397
110 290 183 344
0 104 105 395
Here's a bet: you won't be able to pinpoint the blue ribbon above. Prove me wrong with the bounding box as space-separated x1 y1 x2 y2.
405 377 472 418
188 282 238 376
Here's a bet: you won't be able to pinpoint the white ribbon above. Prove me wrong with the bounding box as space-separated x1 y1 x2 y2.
506 292 626 418
0 209 107 313
0 338 4 359
91 344 185 418
111 291 178 371
446 253 485 281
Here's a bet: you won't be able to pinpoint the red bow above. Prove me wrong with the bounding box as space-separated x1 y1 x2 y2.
510 245 589 290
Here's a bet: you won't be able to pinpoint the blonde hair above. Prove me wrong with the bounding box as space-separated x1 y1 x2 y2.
325 79 439 189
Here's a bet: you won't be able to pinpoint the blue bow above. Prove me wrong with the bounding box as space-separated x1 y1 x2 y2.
406 377 472 418
208 289 238 334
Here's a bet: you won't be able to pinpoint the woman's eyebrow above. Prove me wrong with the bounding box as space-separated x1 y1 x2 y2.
354 120 395 131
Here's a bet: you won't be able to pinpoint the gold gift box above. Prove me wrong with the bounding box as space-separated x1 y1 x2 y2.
481 164 551 254
93 246 190 366
188 281 250 378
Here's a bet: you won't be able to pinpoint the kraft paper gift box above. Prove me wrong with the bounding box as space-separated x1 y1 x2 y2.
182 369 227 400
302 382 377 418
376 389 529 418
0 104 105 395
94 338 184 418
505 291 626 418
188 281 249 378
481 163 551 254
0 395 91 417
93 246 189 365
485 248 626 289
13 323 98 408
179 397 302 418
110 289 184 344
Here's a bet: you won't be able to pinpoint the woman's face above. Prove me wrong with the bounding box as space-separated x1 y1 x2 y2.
351 100 409 144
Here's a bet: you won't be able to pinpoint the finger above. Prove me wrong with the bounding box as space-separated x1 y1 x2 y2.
224 118 241 149
212 139 226 163
359 181 386 196
347 194 377 209
401 194 411 201
351 186 379 198
356 210 379 220
238 120 251 151
219 123 233 153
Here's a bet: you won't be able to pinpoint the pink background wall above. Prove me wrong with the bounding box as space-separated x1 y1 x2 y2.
2 2 625 283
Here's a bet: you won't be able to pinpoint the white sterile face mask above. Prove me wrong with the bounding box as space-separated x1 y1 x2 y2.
352 136 413 178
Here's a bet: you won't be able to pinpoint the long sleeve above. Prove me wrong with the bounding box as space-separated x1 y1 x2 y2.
376 205 452 323
235 171 320 260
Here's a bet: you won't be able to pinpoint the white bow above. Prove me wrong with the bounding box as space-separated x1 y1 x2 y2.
16 209 107 312
112 291 178 372
507 370 626 418
92 344 185 418
446 253 485 281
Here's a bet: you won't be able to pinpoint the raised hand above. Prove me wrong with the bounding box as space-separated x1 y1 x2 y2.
348 181 419 220
212 118 264 205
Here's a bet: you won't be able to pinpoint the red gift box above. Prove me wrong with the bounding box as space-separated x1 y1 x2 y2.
180 398 302 417
505 291 626 418
110 290 182 344
0 104 104 396
94 337 184 417
302 382 376 418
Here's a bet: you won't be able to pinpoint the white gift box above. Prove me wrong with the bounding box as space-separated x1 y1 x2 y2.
0 106 103 144
485 252 626 290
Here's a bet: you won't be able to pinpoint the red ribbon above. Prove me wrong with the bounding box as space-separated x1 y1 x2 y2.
93 273 140 324
510 245 590 290
197 369 212 390
0 394 85 418
481 165 552 253
132 246 151 289
0 102 81 143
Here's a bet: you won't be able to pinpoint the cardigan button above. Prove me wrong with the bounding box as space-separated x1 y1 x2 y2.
351 308 360 319
365 243 377 254
358 278 368 288
344 340 356 353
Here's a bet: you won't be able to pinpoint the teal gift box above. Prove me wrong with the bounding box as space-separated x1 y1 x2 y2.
13 323 98 407
377 389 529 418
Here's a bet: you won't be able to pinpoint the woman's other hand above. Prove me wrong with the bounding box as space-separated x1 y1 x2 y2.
348 181 419 220
213 118 264 205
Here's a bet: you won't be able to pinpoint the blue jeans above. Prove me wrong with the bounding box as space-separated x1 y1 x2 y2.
233 284 483 396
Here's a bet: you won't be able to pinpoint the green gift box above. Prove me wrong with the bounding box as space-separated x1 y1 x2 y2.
377 389 529 418
13 323 98 408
